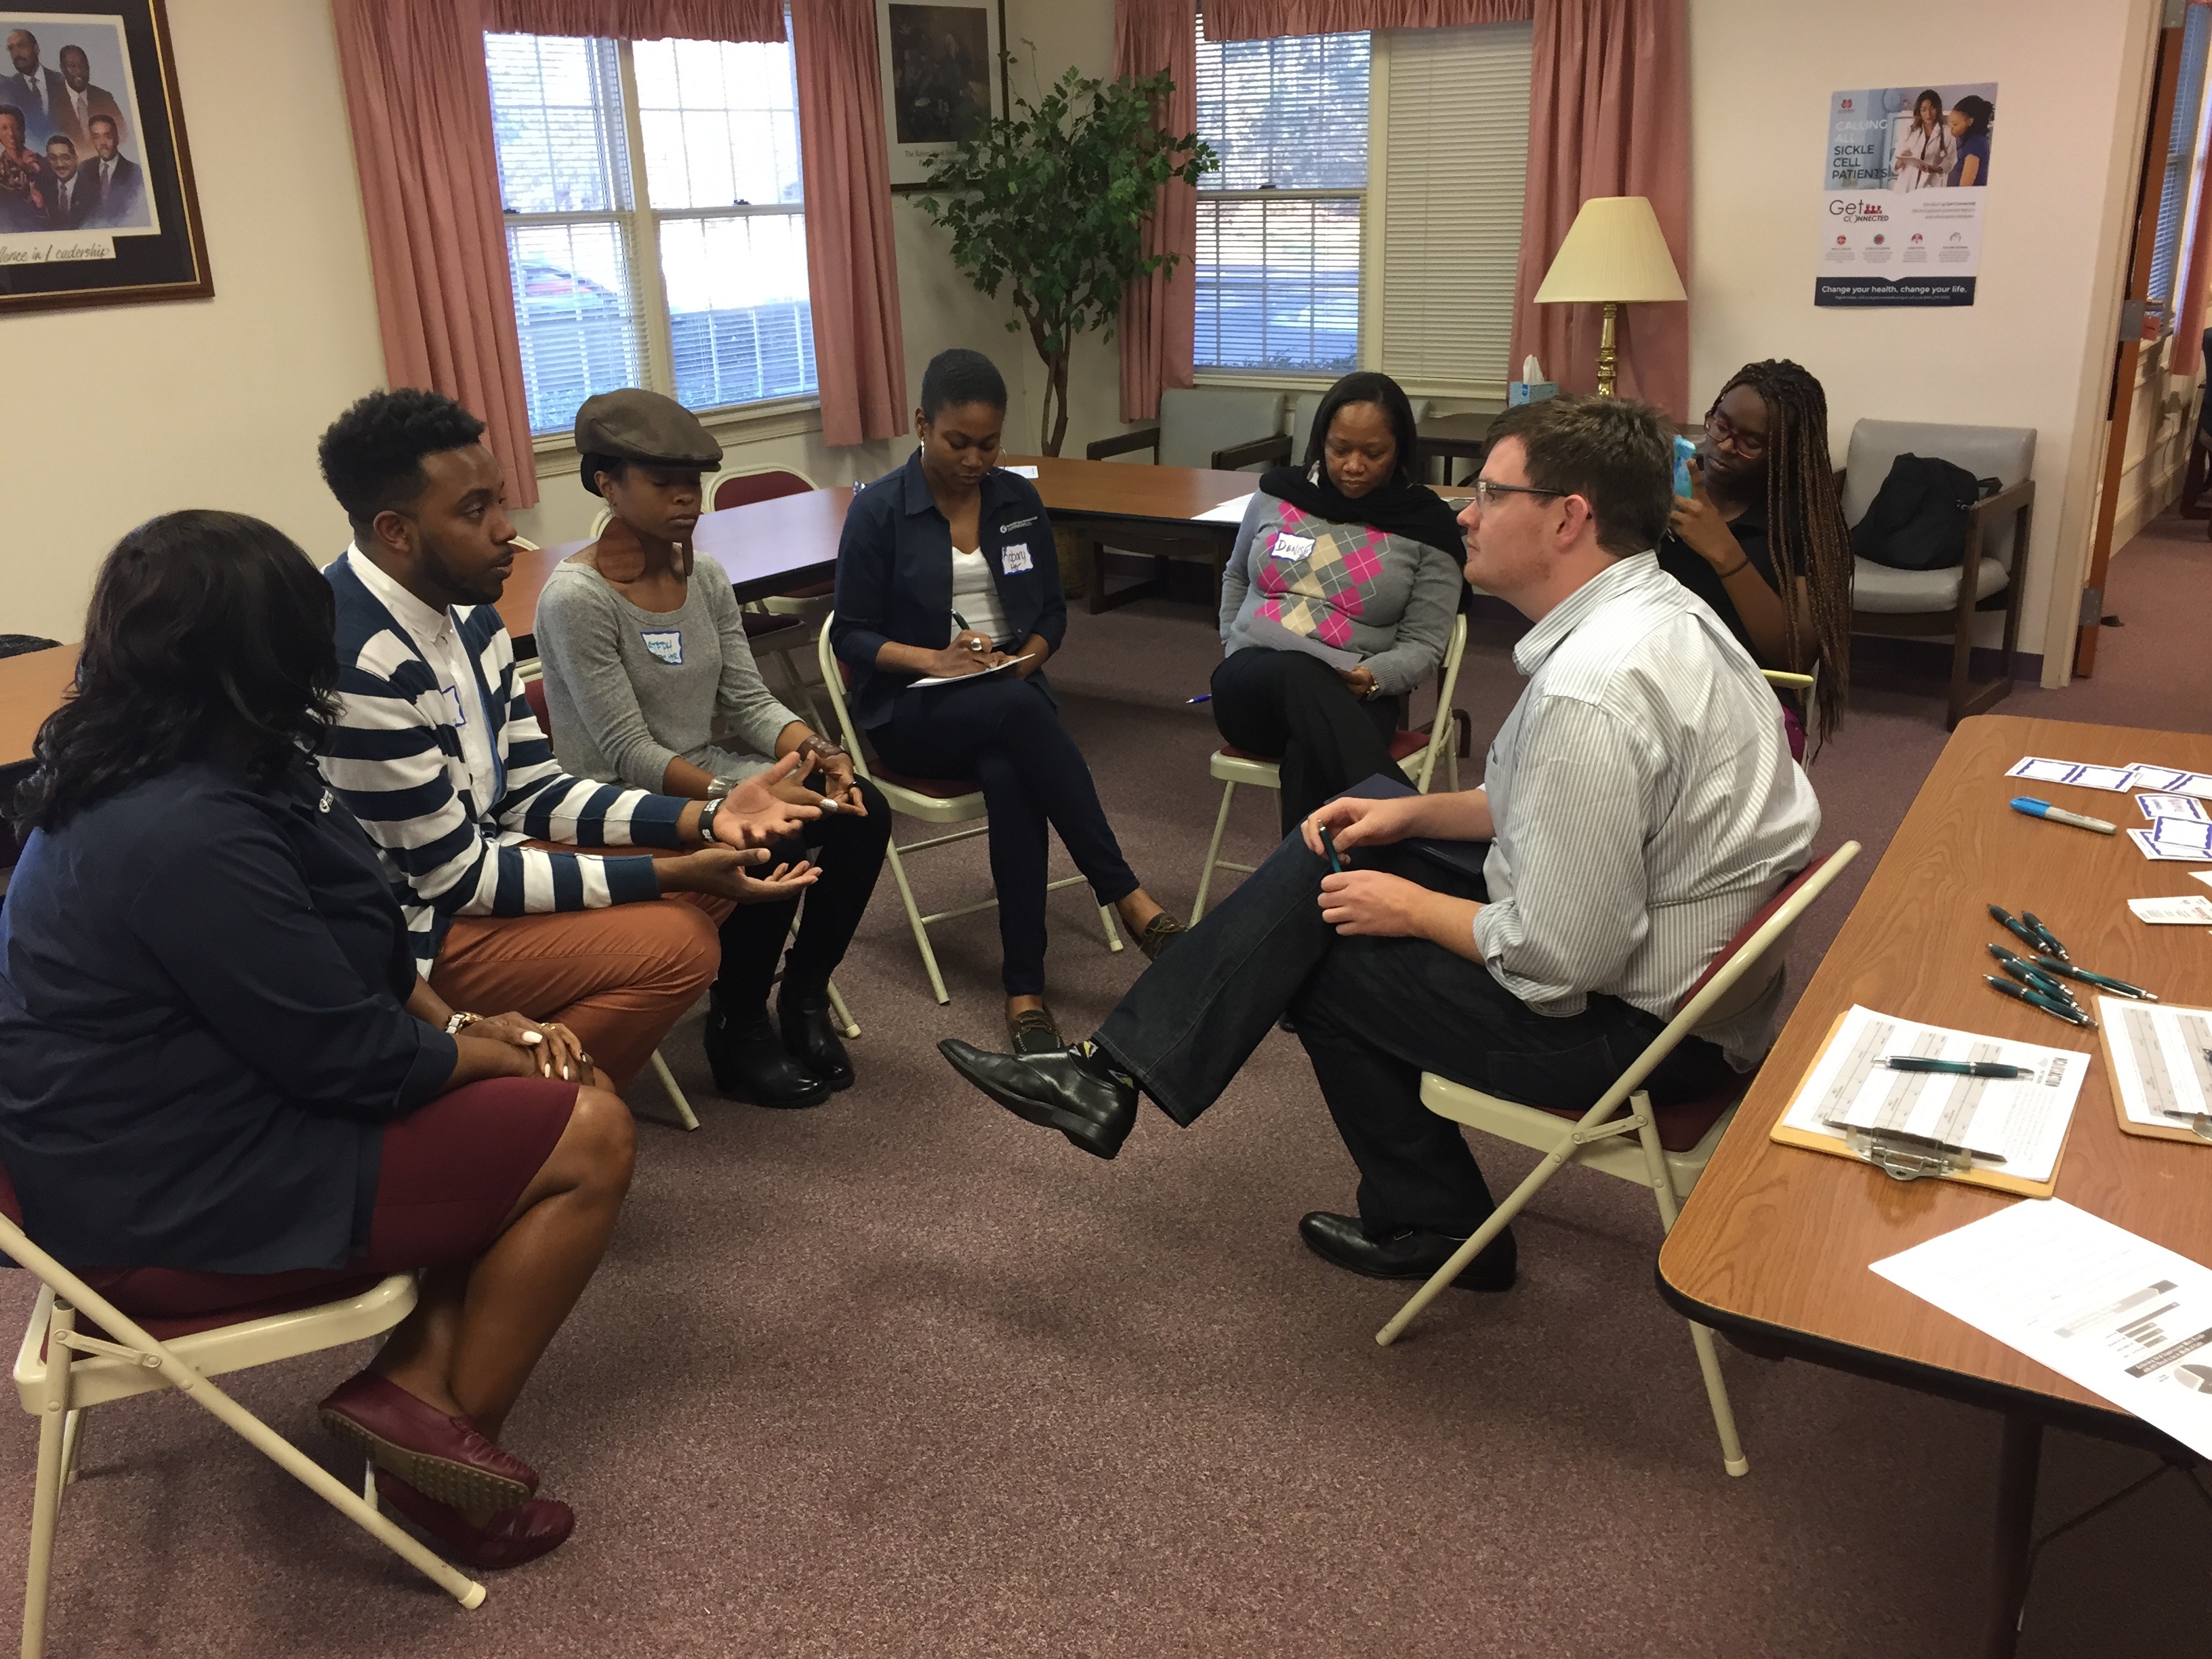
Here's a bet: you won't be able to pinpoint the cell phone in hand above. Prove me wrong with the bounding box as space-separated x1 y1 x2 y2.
1319 825 1343 874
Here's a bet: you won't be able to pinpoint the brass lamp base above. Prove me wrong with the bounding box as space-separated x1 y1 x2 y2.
1597 300 1620 398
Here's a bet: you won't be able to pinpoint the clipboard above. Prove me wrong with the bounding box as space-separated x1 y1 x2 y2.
1768 1008 2077 1198
2097 997 2212 1146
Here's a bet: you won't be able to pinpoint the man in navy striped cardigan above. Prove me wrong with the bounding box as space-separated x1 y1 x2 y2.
316 390 818 1093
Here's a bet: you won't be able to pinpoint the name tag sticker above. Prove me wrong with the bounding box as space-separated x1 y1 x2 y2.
441 687 467 726
641 629 684 666
1271 532 1316 562
1001 542 1034 574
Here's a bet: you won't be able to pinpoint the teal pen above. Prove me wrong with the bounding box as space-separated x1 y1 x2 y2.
1990 951 2080 1008
1986 974 2097 1029
1986 904 2046 956
2033 956 2158 1003
2020 912 2071 962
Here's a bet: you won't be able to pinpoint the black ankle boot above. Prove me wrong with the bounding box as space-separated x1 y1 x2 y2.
777 989 853 1090
705 1001 832 1109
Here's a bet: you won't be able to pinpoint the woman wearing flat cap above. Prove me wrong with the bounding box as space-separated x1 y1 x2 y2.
534 390 890 1109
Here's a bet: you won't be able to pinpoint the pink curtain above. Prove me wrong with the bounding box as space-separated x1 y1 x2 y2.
483 0 780 39
1509 0 1689 418
1115 0 1199 424
331 0 539 507
1204 0 1529 39
790 0 908 445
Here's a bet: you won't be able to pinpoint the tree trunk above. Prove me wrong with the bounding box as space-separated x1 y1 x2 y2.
1045 347 1071 457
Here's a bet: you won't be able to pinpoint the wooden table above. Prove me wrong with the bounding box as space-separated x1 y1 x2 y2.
1658 713 2212 1657
1414 409 1502 483
0 646 78 771
1003 454 1259 616
508 485 855 645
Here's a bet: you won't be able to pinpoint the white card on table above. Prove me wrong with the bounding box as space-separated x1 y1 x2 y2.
2129 895 2212 924
2131 828 2212 863
2007 757 2137 791
2139 794 2211 823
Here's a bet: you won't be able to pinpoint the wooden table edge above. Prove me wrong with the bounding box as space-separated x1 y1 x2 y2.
1652 1247 2184 1457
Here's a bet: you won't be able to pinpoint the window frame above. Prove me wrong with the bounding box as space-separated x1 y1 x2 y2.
493 30 819 444
1190 25 1373 386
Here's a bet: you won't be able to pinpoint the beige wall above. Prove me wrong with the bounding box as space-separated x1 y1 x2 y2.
5 0 384 643
1687 0 2161 677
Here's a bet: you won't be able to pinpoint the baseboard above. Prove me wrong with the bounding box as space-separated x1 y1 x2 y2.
1848 634 2043 684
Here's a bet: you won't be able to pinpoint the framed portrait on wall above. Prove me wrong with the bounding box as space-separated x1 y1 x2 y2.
876 0 1006 189
0 0 209 314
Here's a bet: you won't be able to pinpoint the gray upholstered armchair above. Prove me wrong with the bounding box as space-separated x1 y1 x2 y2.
1843 419 2036 730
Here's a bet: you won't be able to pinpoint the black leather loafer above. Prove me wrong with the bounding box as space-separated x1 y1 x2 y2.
705 1011 832 1109
939 1039 1137 1159
1297 1210 1518 1292
777 991 853 1090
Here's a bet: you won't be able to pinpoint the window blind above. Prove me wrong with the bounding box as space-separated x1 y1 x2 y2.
1378 22 1531 396
1194 26 1370 373
2150 5 2212 315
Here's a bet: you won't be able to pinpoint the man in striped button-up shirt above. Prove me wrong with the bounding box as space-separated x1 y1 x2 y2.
316 390 819 1094
942 395 1820 1292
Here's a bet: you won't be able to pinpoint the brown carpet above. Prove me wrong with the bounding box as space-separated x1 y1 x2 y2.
9 519 2212 1657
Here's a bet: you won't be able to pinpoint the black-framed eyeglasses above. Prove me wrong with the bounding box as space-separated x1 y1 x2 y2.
1704 409 1767 460
1470 480 1566 509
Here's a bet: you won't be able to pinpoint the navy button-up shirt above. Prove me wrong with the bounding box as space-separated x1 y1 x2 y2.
0 757 457 1273
829 451 1066 729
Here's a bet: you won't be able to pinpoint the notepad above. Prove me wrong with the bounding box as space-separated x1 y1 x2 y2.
1771 1004 2089 1193
2099 996 2212 1143
909 653 1037 689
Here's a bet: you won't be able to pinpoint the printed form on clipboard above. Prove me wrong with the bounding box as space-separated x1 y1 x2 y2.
1771 1004 2090 1195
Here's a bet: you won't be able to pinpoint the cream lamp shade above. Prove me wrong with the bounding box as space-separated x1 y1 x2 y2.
1533 195 1685 396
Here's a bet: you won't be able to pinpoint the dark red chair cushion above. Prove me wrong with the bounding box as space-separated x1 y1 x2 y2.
712 470 813 512
1530 1079 1748 1155
1672 853 1829 1017
1387 729 1432 761
775 579 834 601
1216 744 1280 764
741 611 804 640
522 675 550 728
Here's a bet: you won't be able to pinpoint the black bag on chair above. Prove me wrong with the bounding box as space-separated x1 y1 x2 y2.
1849 453 2001 571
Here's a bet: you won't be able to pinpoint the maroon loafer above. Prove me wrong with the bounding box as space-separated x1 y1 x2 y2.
318 1370 537 1513
373 1469 575 1571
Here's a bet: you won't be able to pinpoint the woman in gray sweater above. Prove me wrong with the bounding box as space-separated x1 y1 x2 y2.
1214 371 1465 833
535 392 890 1111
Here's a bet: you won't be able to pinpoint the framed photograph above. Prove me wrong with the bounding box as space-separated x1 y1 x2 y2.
876 0 1005 190
0 1 209 314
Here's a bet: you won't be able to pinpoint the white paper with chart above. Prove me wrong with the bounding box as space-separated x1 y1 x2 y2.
2097 996 2212 1135
1774 1004 2089 1185
1872 1199 2212 1459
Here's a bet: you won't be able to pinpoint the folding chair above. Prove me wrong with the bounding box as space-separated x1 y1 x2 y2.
516 678 858 1126
1370 840 1862 1477
816 613 1124 1004
1192 611 1469 922
5 1177 484 1656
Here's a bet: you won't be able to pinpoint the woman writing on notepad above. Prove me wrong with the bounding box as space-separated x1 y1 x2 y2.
830 348 1183 1055
1212 371 1465 834
533 389 888 1111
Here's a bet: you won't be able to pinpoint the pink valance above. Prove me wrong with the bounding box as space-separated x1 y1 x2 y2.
480 0 783 42
1202 0 1531 40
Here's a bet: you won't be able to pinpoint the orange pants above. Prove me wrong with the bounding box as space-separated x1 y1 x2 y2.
429 878 735 1093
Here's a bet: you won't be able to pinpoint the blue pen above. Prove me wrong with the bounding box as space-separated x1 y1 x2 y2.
2010 796 2116 836
1186 694 1212 704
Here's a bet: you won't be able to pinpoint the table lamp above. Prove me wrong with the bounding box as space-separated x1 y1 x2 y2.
1532 195 1687 398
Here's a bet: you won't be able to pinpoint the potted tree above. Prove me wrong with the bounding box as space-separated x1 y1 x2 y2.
916 64 1216 460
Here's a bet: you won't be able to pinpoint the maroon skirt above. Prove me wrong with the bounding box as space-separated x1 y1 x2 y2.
71 1077 577 1340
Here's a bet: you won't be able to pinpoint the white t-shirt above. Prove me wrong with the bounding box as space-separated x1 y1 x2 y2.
949 544 1012 647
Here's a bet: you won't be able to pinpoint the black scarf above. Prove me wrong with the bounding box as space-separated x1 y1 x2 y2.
1258 464 1466 559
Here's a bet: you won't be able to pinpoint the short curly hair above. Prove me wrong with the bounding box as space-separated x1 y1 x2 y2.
318 388 487 537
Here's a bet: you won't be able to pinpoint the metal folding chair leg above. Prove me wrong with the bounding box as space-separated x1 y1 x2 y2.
881 837 951 1004
825 981 859 1038
1193 778 1238 923
1633 1097 1750 1477
649 1049 701 1132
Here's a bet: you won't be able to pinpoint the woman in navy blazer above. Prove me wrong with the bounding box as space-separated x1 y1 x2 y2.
831 349 1182 1052
0 511 638 1570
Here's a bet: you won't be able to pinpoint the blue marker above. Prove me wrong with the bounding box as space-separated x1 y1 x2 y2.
2009 796 2116 836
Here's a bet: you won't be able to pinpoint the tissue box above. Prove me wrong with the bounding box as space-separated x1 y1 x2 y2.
1507 381 1557 407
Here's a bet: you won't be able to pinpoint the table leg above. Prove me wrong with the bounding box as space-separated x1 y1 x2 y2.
1985 1412 2042 1659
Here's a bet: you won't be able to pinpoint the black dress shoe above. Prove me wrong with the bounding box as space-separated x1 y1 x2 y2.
705 1010 832 1109
939 1039 1137 1159
1297 1211 1517 1292
777 991 853 1090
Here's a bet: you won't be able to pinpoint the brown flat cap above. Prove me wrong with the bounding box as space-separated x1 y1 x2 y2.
574 390 722 494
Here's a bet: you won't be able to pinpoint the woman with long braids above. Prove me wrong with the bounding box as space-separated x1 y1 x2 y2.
1658 359 1853 757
